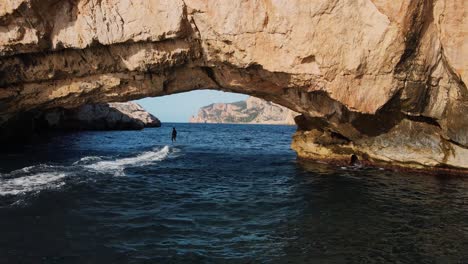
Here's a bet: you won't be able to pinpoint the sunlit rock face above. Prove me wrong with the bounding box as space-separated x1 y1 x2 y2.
0 0 467 171
189 96 298 125
42 102 161 131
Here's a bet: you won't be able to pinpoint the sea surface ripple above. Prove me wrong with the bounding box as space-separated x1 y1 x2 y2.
0 123 467 263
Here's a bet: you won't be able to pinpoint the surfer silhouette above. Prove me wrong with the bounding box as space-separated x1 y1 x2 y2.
171 127 177 142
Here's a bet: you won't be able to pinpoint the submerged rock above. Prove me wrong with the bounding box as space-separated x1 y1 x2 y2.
0 0 466 171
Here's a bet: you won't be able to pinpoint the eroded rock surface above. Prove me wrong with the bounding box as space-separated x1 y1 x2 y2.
0 102 160 143
43 102 161 131
190 96 298 125
0 0 466 171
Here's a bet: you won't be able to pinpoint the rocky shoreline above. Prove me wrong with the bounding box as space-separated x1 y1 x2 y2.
0 102 160 143
42 102 161 131
0 0 466 172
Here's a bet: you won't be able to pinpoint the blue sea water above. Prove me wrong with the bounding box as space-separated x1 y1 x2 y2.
0 123 467 263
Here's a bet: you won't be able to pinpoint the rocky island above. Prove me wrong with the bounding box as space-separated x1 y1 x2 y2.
0 0 466 172
190 97 298 125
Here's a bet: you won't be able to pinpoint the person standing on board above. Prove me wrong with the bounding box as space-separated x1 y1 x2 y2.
171 127 177 142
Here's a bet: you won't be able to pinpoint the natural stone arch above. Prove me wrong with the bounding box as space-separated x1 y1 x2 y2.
0 0 467 171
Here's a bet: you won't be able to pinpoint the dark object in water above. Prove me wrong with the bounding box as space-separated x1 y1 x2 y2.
350 154 359 166
172 127 177 142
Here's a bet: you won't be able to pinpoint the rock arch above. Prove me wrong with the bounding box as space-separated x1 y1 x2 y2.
0 0 467 171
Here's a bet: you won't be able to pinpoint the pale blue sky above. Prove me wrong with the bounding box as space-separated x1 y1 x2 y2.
135 90 248 122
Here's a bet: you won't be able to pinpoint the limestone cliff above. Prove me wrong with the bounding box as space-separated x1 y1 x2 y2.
0 102 160 143
0 0 467 171
190 97 297 125
43 102 161 130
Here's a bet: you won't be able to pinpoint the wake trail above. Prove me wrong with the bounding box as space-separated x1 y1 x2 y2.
84 146 171 176
0 146 173 196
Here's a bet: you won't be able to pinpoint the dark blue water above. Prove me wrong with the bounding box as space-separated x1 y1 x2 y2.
0 123 467 263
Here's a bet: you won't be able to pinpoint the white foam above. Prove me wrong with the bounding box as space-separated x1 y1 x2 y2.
0 172 66 196
84 146 170 176
169 147 183 158
0 146 173 197
8 164 55 176
73 156 103 165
